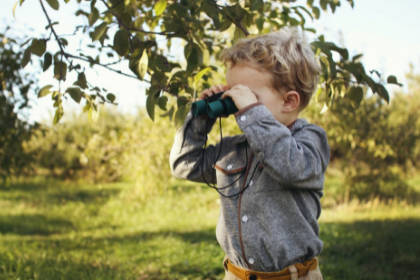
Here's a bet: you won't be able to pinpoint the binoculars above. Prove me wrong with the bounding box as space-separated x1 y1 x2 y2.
192 91 238 118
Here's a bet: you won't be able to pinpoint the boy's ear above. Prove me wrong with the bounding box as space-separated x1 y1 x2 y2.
282 91 300 112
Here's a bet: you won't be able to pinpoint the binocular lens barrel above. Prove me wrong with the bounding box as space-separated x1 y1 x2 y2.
191 100 207 116
191 91 238 118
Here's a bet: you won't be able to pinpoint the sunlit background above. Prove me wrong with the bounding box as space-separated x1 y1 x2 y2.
2 0 419 123
1 1 420 279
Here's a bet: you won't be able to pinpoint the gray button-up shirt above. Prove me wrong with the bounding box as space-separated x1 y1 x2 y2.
169 103 330 271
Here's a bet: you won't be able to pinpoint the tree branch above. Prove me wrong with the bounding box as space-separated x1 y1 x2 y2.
64 52 150 83
39 0 68 59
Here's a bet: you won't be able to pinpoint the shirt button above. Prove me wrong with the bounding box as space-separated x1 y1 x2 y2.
227 164 233 170
240 115 246 122
248 258 255 264
242 215 248 223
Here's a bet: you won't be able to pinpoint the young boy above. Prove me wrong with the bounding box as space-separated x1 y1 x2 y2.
169 28 330 280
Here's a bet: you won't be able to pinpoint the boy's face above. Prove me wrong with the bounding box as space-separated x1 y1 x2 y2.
226 62 290 124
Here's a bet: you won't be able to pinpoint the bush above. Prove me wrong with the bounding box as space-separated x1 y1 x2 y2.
303 71 420 202
24 106 177 190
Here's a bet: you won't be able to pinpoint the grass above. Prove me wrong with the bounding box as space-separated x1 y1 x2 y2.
0 173 419 280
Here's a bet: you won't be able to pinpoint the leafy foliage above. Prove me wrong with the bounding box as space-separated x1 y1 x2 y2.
14 0 400 124
0 30 38 181
304 71 420 202
24 107 177 198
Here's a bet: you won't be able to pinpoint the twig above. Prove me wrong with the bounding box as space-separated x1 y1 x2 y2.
39 0 68 59
39 0 150 83
64 52 150 82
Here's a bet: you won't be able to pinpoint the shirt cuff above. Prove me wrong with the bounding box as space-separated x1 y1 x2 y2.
234 102 263 117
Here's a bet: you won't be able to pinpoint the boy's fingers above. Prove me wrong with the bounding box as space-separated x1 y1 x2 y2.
215 85 224 93
199 85 229 100
199 89 211 100
210 84 226 94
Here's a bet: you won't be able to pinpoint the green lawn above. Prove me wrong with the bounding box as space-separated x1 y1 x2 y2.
0 175 419 280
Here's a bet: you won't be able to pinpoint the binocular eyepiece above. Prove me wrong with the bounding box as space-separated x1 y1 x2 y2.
191 91 238 118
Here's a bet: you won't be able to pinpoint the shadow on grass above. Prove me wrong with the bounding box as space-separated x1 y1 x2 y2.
2 227 224 279
320 218 420 280
0 252 224 280
2 219 420 279
0 179 121 205
52 227 218 251
0 214 74 235
0 253 130 280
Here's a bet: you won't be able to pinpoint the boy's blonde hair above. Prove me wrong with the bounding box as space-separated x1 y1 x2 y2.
221 28 321 109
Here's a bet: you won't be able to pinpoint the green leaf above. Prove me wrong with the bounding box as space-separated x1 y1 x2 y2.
387 75 403 86
184 42 203 73
30 39 46 56
320 0 327 10
202 1 220 28
92 22 108 41
43 52 52 71
66 87 84 103
54 61 67 81
88 105 99 122
52 90 59 99
250 0 263 11
233 27 246 42
158 95 168 110
374 83 390 103
106 93 116 103
347 86 363 106
154 0 167 16
114 29 130 56
53 106 64 124
137 49 148 79
21 47 31 67
75 73 88 89
88 7 99 26
193 67 211 85
312 7 320 19
177 96 189 107
46 0 59 10
38 85 53 97
160 105 174 120
256 17 264 31
13 1 18 17
146 94 156 121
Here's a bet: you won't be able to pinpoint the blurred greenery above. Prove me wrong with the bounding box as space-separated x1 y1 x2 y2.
13 0 397 123
0 172 419 280
302 69 420 202
15 70 419 203
1 11 419 278
0 29 38 182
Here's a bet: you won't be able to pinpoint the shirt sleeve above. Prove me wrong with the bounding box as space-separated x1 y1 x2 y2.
235 104 330 190
169 110 220 184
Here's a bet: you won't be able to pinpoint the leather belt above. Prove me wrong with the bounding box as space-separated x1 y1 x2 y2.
224 258 318 280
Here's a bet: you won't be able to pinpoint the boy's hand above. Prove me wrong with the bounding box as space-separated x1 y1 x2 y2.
199 85 230 100
222 84 258 110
